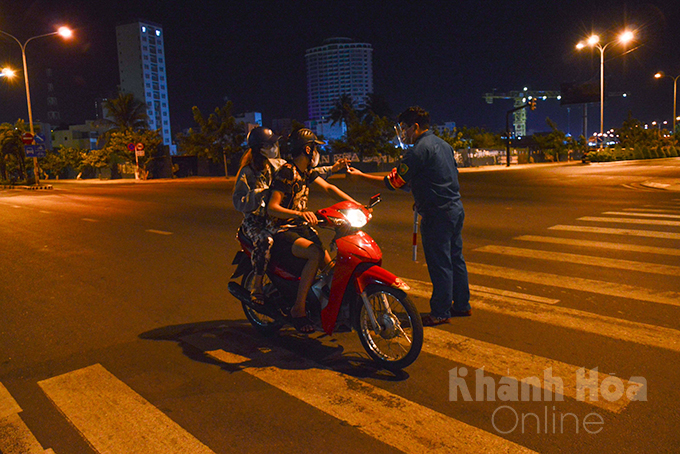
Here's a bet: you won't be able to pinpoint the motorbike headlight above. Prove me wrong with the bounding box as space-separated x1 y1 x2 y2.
339 209 368 228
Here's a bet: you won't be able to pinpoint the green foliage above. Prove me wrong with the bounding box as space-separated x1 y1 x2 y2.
40 147 86 179
0 120 28 181
176 101 245 166
669 146 679 157
435 127 466 151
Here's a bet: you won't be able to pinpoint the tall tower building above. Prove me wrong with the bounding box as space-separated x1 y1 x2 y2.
305 37 373 139
116 20 174 152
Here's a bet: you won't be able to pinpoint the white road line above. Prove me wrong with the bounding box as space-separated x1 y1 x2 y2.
145 229 173 235
422 329 640 413
407 278 680 353
182 337 536 454
516 235 680 256
602 211 680 219
38 364 215 454
39 210 51 214
0 383 49 454
579 216 680 227
549 225 680 240
623 208 680 214
81 218 98 222
475 245 680 277
407 279 559 305
466 262 680 307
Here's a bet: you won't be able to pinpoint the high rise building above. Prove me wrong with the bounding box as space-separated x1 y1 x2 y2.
116 20 174 153
305 37 373 139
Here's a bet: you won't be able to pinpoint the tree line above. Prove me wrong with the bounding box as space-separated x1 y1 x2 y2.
2 93 678 183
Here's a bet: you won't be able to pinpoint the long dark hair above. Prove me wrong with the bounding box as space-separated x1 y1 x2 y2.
238 148 268 175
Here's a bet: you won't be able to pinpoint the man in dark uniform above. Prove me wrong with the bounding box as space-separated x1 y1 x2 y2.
347 106 471 326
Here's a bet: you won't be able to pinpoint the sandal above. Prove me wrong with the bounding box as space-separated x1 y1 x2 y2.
291 314 315 334
250 291 265 306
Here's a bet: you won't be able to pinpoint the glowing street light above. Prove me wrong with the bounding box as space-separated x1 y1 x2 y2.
0 26 73 184
654 71 680 133
576 30 635 145
1 67 16 78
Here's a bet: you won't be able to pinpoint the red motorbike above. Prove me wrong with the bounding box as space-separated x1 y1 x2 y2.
228 194 423 370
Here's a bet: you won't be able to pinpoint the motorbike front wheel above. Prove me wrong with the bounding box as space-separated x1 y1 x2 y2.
354 284 423 371
241 270 284 336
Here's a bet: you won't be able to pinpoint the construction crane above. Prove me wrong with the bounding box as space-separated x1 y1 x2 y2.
484 88 561 137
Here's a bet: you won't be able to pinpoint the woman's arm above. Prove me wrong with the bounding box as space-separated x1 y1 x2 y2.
232 168 267 213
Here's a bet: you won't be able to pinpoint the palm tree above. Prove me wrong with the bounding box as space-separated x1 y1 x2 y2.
0 122 27 181
328 94 358 127
100 93 149 132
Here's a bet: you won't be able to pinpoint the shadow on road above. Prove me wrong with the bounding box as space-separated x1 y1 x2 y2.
139 320 408 382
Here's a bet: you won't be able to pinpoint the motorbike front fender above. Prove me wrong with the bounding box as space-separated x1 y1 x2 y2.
354 264 410 294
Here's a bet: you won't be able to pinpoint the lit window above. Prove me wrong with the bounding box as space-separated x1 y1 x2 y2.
155 30 161 37
141 26 147 33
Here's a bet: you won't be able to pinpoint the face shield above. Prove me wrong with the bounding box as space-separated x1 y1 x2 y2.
260 142 280 159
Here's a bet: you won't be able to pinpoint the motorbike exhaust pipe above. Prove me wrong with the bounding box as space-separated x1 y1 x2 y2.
228 281 281 320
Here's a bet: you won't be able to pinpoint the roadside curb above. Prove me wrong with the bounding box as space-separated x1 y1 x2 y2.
1 184 53 190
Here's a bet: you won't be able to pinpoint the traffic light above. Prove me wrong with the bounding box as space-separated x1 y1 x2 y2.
529 98 537 110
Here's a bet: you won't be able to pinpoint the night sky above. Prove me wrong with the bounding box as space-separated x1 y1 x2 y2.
1 0 679 138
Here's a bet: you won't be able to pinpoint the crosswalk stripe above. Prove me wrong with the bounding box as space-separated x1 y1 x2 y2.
407 280 559 305
421 329 640 413
407 278 680 353
0 383 48 454
183 338 536 454
549 225 680 240
623 208 680 214
578 216 680 227
475 245 680 277
515 235 680 256
38 364 215 454
602 211 680 219
466 262 680 308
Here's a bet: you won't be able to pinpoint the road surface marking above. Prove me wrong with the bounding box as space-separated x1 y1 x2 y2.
549 225 680 240
407 277 680 353
39 210 51 214
475 245 680 277
623 208 680 214
515 235 680 256
602 211 680 219
81 218 98 222
0 383 50 454
465 262 680 308
181 336 536 454
38 364 215 454
407 279 559 305
422 329 640 413
578 216 680 227
145 229 173 235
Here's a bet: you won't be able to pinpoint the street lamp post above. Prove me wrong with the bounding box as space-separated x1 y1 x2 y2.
0 27 72 185
654 71 680 133
576 30 634 147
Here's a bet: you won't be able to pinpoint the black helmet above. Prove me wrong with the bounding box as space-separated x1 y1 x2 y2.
247 127 280 151
288 128 325 156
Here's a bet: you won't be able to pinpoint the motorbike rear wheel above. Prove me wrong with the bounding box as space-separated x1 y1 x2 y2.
241 270 284 336
354 284 423 371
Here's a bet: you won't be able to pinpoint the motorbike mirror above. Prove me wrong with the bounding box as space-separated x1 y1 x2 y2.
368 193 381 208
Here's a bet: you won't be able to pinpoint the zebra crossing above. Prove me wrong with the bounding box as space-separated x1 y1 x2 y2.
1 199 678 453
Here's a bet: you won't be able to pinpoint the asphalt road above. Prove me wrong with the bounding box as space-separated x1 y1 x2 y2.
1 159 679 453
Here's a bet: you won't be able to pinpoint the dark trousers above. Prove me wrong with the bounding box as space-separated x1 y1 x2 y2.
420 209 471 318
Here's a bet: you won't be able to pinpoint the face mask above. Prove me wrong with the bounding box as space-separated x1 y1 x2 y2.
311 149 320 167
260 143 279 159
